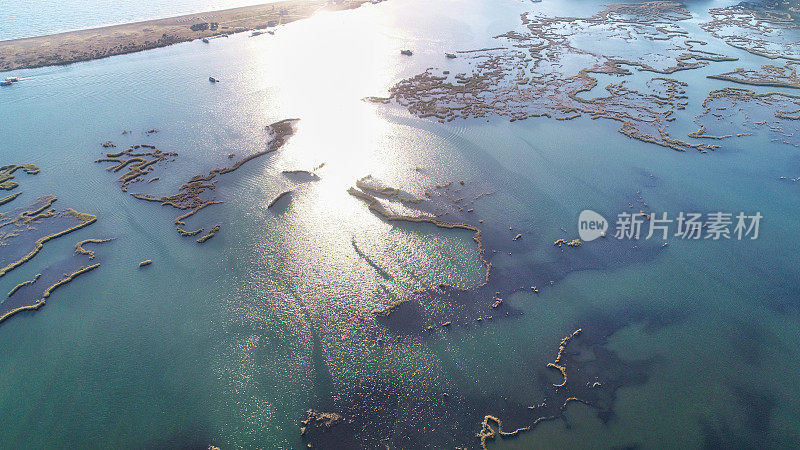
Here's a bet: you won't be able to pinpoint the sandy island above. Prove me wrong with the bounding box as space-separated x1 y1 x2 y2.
0 0 369 72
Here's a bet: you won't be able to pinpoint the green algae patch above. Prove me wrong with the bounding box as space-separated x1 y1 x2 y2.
300 409 356 448
95 146 177 192
0 301 46 325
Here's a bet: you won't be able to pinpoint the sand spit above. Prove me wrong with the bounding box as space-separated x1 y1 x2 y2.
0 0 370 72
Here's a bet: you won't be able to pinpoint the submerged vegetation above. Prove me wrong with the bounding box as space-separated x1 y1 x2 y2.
96 119 299 243
709 61 800 90
75 238 114 260
703 2 800 60
196 225 220 243
694 88 800 147
547 328 583 387
0 161 110 326
0 247 107 325
0 192 22 206
41 264 101 299
347 176 490 283
4 0 800 447
7 273 41 298
372 298 410 317
0 164 39 191
369 1 735 152
0 197 97 278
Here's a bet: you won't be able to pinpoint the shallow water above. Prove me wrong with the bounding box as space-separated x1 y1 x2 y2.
1 0 799 448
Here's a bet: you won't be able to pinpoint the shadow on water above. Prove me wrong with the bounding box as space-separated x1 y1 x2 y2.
302 298 687 448
288 285 335 412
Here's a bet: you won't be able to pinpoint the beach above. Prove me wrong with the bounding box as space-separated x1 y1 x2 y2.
0 0 368 72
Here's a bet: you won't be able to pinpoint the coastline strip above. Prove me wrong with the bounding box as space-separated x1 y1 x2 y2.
0 1 369 72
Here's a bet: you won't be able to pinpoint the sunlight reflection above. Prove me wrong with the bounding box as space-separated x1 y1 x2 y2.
235 5 486 313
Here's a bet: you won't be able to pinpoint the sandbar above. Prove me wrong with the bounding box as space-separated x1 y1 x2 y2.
0 0 368 72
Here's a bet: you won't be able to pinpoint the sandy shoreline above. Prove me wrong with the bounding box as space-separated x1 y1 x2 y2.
0 0 369 73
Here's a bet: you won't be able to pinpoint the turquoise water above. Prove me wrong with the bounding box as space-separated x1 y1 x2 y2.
2 0 800 448
0 0 284 40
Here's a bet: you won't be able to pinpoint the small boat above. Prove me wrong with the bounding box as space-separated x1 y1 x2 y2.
401 49 413 56
0 80 11 87
202 38 210 43
445 53 457 59
267 30 275 35
209 76 220 83
5 77 19 82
